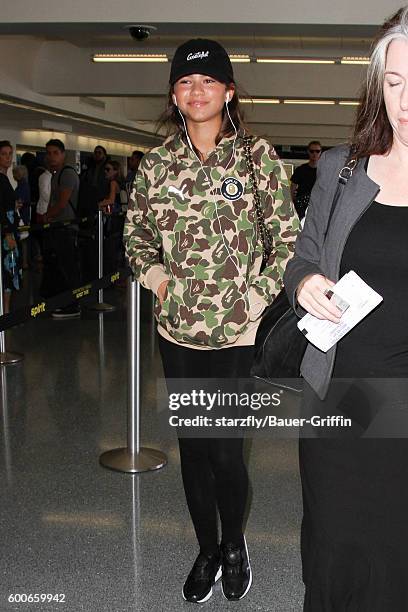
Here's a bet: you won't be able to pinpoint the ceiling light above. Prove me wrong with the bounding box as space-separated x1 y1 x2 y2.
339 101 360 106
229 54 251 63
257 58 335 64
92 54 168 63
240 98 280 104
341 56 370 65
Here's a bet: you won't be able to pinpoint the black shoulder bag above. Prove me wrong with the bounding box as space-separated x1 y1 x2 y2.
243 138 356 392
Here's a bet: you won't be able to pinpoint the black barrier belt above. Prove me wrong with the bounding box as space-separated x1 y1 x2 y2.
18 215 95 234
0 266 132 332
17 211 126 234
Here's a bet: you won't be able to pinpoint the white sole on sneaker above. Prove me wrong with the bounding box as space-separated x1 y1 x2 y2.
221 536 253 601
182 565 222 604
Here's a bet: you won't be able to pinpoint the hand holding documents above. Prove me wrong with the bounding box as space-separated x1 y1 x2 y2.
297 270 383 352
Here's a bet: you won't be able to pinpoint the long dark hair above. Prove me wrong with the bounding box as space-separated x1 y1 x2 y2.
352 7 408 158
157 84 247 145
107 160 125 185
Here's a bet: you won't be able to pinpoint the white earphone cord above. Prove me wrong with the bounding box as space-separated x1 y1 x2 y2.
176 99 253 303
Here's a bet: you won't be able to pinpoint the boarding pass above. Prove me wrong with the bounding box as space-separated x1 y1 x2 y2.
297 270 383 352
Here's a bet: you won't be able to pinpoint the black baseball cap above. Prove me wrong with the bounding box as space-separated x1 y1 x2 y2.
170 39 234 85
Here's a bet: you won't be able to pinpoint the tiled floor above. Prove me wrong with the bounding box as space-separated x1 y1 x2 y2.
0 283 304 611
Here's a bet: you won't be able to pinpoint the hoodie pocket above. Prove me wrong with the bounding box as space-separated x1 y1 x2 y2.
248 285 268 321
157 276 252 348
155 277 173 319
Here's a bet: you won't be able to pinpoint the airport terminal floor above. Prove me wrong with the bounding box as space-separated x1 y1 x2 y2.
0 271 304 612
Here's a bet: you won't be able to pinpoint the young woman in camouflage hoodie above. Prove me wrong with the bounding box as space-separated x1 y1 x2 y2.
124 39 299 604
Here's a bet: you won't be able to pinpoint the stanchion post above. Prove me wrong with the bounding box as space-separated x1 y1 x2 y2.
0 225 23 365
100 275 167 473
87 210 115 312
150 290 156 360
1 368 13 483
128 273 139 455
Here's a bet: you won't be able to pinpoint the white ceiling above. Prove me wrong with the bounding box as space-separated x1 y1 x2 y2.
1 0 403 25
0 1 402 148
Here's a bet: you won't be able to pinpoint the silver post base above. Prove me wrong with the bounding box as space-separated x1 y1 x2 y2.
100 447 167 474
87 302 116 312
0 351 24 365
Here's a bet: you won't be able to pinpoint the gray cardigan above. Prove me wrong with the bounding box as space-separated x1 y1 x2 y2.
284 144 380 400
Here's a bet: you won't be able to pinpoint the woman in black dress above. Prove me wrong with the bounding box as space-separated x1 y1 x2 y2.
0 140 21 313
284 7 408 611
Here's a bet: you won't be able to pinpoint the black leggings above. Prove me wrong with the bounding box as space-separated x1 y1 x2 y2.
159 335 254 554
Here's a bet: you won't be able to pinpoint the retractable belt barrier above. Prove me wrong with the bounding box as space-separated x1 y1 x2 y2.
0 266 131 332
3 213 167 473
17 210 126 235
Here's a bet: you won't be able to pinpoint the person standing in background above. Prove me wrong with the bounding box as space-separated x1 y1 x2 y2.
99 160 125 214
21 152 46 265
13 166 31 226
78 145 110 282
33 164 52 263
125 150 144 205
12 165 31 268
42 139 80 319
290 141 322 220
125 150 144 188
0 141 21 313
21 151 41 210
36 165 52 223
99 160 126 272
80 145 109 204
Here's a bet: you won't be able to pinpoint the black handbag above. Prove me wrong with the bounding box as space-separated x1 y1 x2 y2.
294 192 310 220
244 144 356 392
251 289 307 391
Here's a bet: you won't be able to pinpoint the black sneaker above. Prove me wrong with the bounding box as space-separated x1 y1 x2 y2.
182 550 222 604
221 537 252 601
51 305 81 319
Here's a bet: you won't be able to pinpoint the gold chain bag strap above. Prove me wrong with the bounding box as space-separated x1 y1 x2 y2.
243 135 274 265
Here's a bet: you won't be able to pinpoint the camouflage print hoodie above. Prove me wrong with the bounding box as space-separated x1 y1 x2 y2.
124 131 299 349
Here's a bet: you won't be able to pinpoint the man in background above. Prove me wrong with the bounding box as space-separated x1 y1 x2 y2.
42 138 81 319
290 140 322 220
78 145 110 282
81 146 109 196
125 150 144 198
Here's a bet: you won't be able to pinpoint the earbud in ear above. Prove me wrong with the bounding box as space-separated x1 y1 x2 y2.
172 95 178 107
225 94 230 103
